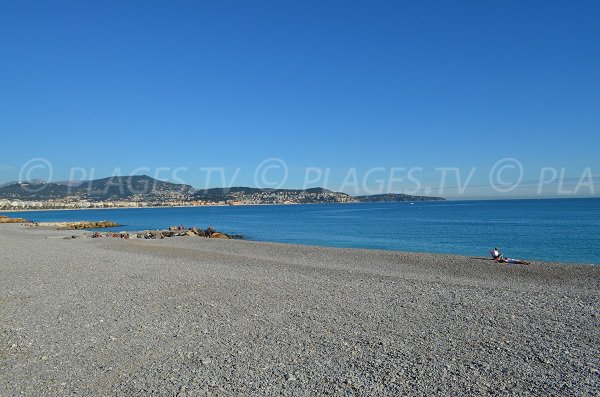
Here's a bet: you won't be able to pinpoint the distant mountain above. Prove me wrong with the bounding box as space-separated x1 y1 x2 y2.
0 181 71 200
0 181 18 188
0 175 196 201
0 175 445 204
355 193 445 202
54 180 87 187
80 175 195 201
0 179 47 188
190 186 351 204
193 186 335 196
193 186 267 197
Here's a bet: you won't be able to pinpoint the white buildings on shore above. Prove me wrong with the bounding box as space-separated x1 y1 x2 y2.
0 189 355 210
0 199 151 210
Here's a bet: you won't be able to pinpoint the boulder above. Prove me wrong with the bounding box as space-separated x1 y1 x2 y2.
209 232 231 239
196 228 207 237
149 230 164 239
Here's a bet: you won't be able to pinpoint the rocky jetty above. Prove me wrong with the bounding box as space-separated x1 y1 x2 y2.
0 215 31 224
60 221 120 230
89 226 242 240
32 221 121 230
6 216 241 241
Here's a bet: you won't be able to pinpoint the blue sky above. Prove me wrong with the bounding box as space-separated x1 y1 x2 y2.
1 1 598 198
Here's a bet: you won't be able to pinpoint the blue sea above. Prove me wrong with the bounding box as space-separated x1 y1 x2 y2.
3 198 600 264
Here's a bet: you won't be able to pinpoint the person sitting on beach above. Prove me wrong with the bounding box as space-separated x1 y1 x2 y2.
490 247 503 261
206 225 215 237
490 247 530 265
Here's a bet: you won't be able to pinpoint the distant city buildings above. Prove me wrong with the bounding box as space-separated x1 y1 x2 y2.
0 190 355 210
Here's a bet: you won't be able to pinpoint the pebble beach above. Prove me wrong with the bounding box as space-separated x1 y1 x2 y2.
0 223 598 396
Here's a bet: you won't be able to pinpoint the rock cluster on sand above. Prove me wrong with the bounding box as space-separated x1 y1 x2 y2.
6 217 241 240
23 220 121 230
57 221 120 230
90 226 242 240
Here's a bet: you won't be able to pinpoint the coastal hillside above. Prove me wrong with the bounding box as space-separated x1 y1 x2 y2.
0 176 196 202
355 193 445 202
0 175 444 209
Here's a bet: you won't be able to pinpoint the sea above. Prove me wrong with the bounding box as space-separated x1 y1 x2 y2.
3 198 599 264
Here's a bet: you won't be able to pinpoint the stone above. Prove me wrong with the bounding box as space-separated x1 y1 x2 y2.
149 231 164 239
201 358 212 365
195 228 207 237
209 232 231 239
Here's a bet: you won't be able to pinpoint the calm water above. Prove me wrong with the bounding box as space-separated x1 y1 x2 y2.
4 198 600 264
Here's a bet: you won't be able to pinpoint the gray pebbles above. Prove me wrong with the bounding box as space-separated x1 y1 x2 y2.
0 224 598 396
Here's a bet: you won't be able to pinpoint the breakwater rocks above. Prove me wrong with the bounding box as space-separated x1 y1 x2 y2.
89 226 242 240
57 221 120 230
23 220 121 230
0 215 31 223
1 216 118 229
0 217 242 241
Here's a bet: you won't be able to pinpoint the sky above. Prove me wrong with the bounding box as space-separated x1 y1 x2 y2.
1 1 599 198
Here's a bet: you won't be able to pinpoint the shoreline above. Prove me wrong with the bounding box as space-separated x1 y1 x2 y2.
0 201 343 214
0 221 597 270
0 212 596 265
0 199 433 214
2 221 598 288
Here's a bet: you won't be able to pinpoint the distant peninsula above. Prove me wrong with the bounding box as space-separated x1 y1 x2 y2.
0 175 444 210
